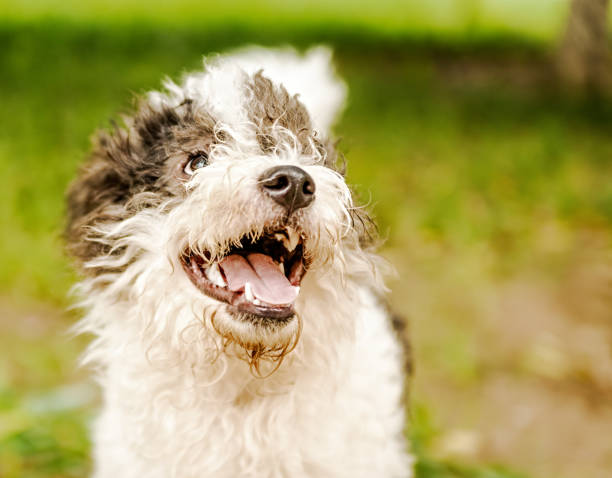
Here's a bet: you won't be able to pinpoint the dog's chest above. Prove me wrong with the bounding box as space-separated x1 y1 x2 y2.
135 364 402 477
92 290 410 477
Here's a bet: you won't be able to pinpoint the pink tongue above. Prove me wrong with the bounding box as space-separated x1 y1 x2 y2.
219 253 298 305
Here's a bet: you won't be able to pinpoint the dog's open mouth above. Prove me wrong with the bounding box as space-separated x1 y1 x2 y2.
180 228 306 320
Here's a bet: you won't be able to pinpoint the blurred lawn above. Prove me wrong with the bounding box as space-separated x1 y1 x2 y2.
0 0 574 41
1 2 612 478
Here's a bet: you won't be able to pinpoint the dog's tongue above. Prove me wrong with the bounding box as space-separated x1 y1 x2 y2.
219 253 298 305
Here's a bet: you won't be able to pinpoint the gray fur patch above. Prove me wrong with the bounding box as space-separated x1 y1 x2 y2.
246 72 338 169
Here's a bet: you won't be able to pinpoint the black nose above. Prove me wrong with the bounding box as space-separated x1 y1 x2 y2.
260 165 315 214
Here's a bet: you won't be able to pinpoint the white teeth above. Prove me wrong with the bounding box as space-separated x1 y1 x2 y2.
205 263 226 287
244 282 255 302
285 227 300 252
278 262 285 274
274 228 300 252
244 283 262 305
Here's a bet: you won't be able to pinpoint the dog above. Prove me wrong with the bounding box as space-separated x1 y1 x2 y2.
66 46 412 478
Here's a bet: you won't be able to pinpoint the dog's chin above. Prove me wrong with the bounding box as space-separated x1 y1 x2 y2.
180 226 307 329
210 307 301 352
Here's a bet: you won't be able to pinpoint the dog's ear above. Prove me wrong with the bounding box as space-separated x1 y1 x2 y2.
65 126 135 266
286 46 347 134
65 104 182 267
223 46 347 134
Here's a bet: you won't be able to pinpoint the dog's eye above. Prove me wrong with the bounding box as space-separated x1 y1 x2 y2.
184 152 208 175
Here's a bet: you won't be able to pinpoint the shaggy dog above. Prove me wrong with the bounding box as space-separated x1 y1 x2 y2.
66 46 412 478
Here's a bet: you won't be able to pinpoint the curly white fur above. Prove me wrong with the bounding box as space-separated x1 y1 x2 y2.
72 46 412 478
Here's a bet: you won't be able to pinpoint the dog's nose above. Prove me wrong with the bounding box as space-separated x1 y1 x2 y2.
260 165 315 214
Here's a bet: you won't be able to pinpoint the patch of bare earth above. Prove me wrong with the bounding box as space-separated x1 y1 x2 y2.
388 232 612 478
0 300 89 392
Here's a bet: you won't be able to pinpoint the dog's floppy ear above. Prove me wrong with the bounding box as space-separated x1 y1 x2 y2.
65 104 183 267
223 46 347 134
65 126 135 266
283 46 347 134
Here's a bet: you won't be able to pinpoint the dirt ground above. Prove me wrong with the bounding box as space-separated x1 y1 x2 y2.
388 230 612 478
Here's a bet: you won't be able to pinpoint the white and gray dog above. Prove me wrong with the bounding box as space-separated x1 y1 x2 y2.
66 46 412 478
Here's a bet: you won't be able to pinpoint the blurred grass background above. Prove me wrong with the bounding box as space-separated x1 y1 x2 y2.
1 1 611 477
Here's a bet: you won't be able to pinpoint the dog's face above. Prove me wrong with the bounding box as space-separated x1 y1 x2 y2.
67 54 375 369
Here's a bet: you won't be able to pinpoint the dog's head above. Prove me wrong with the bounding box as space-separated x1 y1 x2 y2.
67 47 380 372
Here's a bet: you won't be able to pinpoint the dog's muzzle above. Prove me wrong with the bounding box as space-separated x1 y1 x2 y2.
181 227 307 320
260 165 315 215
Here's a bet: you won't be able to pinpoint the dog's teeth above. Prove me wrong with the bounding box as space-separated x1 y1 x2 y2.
278 262 285 274
205 263 226 287
285 227 300 252
244 282 255 302
245 283 262 305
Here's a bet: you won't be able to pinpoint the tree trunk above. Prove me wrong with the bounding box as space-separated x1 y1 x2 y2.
558 0 611 90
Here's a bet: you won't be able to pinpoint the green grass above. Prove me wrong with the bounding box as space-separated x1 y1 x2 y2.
2 8 612 478
0 399 91 478
0 0 574 42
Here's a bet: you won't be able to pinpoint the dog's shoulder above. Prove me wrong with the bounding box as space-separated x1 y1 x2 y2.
372 291 413 378
389 309 413 378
